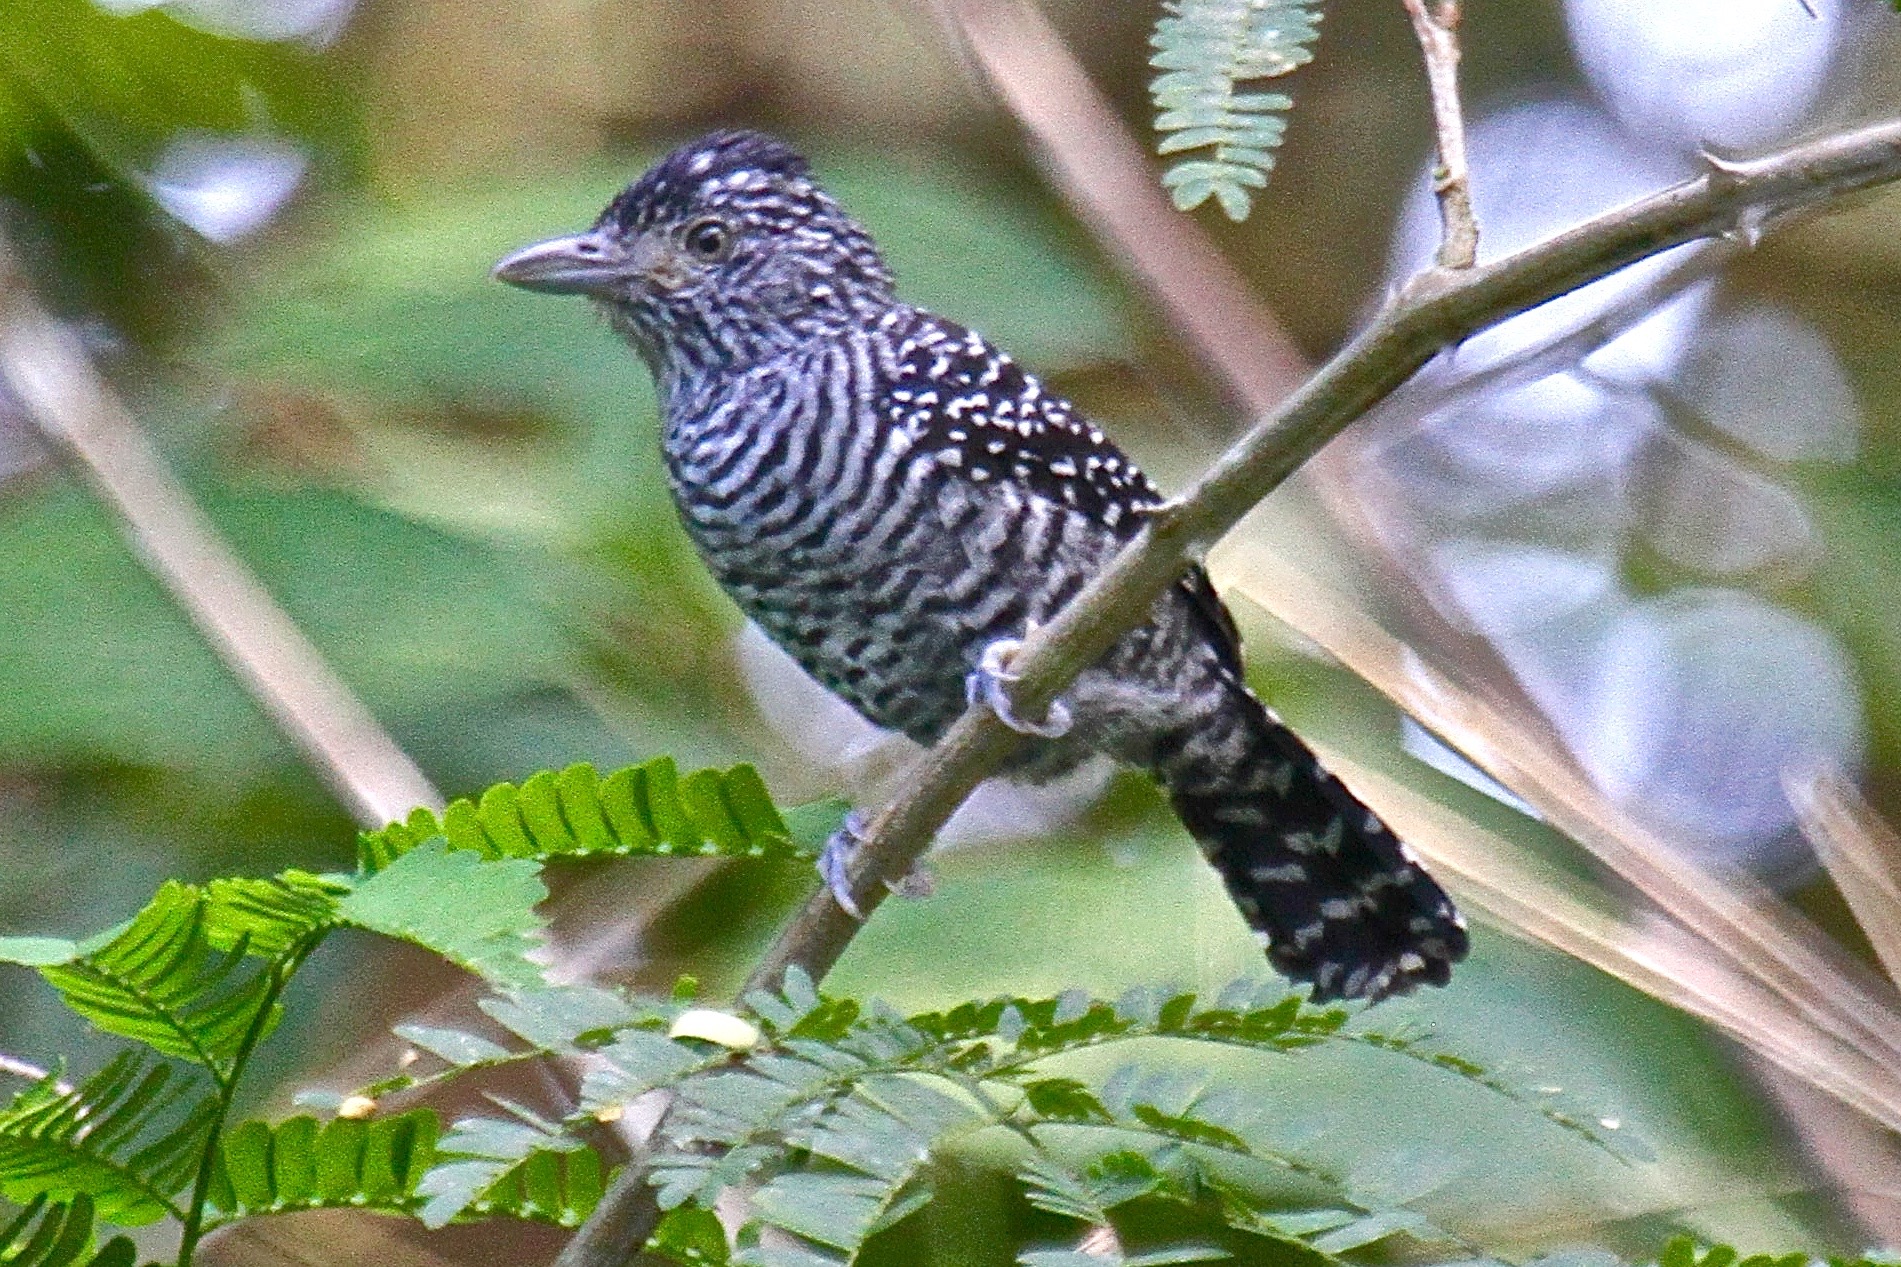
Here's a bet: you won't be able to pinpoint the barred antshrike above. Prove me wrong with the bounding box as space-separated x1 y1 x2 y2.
495 131 1467 1001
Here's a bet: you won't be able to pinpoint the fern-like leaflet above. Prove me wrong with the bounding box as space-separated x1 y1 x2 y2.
0 1195 137 1267
415 1104 605 1229
201 1111 441 1227
0 1054 214 1228
3 884 312 1087
1149 0 1325 219
359 758 841 870
398 971 1631 1265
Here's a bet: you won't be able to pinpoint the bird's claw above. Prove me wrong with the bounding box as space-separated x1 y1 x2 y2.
817 811 935 920
818 811 869 919
965 635 1073 738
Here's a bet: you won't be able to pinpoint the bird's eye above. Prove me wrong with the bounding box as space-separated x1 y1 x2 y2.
684 218 730 260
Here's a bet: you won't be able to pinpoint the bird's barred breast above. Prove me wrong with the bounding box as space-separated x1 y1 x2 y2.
663 339 1104 743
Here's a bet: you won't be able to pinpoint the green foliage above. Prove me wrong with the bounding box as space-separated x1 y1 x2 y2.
336 841 549 992
1529 1244 1894 1267
0 0 350 179
1644 1240 1901 1267
0 815 568 1074
359 758 837 870
417 1110 604 1229
1657 1243 1803 1267
0 758 837 1262
0 0 358 338
649 1207 730 1266
0 884 304 1082
1149 0 1324 220
199 874 345 962
0 484 568 780
202 1111 439 1226
0 1195 138 1267
0 755 1842 1266
0 1054 213 1226
396 970 1625 1265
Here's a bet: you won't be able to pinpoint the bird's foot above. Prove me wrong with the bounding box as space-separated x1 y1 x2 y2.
817 811 869 919
965 634 1073 738
816 810 935 920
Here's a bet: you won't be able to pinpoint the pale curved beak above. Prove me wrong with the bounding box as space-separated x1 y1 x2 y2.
492 231 629 297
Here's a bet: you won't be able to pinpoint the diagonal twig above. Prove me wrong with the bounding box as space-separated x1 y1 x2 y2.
554 61 1901 1267
1400 0 1479 268
1786 767 1901 992
0 1051 59 1090
760 115 1901 1001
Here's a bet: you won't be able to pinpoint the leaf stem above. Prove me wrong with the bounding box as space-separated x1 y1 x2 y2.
175 936 321 1267
0 1052 58 1090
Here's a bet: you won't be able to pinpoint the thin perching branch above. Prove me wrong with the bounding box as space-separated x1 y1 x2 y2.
1401 0 1479 268
0 244 443 829
761 117 1901 997
557 112 1901 1267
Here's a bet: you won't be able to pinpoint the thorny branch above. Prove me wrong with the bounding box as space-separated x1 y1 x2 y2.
555 93 1901 1267
782 117 1901 1017
1401 0 1479 268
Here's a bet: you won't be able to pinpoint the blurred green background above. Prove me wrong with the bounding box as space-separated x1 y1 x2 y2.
3 0 1900 1262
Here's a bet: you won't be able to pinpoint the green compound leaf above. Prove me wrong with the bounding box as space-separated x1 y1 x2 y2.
200 872 345 961
336 840 548 992
202 1111 440 1226
359 759 839 871
0 1052 216 1226
411 977 1631 1261
0 883 300 1077
1649 1242 1869 1267
0 1194 139 1267
416 1111 604 1229
1150 0 1324 219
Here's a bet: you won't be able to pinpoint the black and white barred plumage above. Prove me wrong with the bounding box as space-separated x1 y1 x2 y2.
495 131 1468 1001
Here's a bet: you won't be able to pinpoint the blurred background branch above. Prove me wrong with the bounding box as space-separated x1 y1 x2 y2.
0 242 441 829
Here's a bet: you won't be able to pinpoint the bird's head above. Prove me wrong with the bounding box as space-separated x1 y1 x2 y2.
493 131 896 376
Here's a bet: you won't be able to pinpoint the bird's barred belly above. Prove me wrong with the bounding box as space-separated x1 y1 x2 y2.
671 446 1118 746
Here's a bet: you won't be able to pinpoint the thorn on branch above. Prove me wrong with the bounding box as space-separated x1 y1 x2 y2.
1724 204 1773 250
1698 145 1755 191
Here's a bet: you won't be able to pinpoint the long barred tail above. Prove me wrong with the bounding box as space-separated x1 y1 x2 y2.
1153 682 1467 1002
